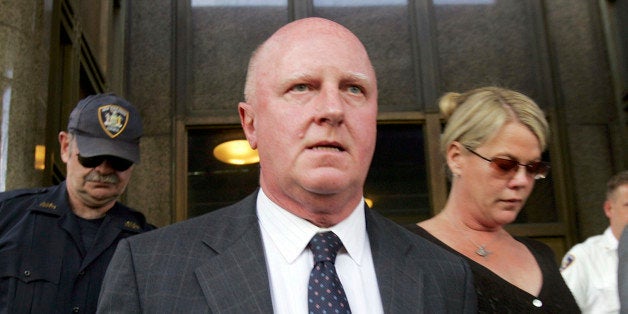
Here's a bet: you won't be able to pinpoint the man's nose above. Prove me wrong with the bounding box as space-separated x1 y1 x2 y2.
315 87 345 126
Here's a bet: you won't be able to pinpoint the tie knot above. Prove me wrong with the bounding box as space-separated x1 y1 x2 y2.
309 231 343 263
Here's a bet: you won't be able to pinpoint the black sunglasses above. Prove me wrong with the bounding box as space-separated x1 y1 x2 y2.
464 146 550 180
77 154 134 172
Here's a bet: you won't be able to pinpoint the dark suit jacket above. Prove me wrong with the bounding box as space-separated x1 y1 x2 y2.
97 191 476 313
619 226 628 314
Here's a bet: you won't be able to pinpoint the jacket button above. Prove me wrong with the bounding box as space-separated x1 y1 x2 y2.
78 270 85 276
23 270 31 277
73 306 80 312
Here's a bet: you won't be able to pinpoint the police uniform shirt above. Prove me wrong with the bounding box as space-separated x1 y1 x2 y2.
560 227 619 314
0 182 154 313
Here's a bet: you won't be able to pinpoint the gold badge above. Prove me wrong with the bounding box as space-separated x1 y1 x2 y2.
124 220 141 230
38 201 57 209
98 104 129 138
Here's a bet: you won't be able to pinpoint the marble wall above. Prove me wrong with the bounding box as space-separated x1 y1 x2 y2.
122 0 175 226
0 0 52 190
545 0 617 237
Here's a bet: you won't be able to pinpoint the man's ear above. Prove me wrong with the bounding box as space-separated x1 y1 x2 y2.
58 131 71 163
238 102 257 149
603 199 613 219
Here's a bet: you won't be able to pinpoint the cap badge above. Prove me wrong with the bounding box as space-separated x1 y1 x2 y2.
98 104 129 138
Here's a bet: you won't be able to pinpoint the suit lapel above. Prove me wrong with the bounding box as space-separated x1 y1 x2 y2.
193 191 274 313
366 209 426 313
190 195 426 313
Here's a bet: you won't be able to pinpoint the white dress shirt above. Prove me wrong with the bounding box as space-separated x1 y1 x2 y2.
257 189 384 314
560 227 619 314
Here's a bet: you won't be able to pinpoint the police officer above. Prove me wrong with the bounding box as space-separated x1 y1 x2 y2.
0 93 155 313
560 170 628 314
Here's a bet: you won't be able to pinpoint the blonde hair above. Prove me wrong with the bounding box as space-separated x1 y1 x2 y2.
440 86 549 156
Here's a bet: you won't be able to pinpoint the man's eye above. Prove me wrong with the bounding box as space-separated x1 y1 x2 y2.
347 86 363 95
291 84 309 92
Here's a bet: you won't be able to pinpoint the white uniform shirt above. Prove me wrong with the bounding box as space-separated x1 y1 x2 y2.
257 189 384 314
560 227 619 314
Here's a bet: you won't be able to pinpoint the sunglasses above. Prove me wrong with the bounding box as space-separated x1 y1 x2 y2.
77 154 134 172
464 146 550 180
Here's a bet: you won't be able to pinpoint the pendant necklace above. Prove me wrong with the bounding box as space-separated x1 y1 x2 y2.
469 237 491 257
444 212 496 258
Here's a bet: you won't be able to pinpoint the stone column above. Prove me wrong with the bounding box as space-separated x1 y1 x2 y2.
0 0 52 190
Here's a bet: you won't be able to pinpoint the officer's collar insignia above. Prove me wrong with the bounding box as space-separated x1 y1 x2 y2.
124 220 141 230
98 104 129 138
38 201 57 210
559 254 575 272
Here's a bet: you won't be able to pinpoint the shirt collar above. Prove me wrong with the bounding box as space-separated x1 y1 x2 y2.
257 188 367 265
603 227 619 250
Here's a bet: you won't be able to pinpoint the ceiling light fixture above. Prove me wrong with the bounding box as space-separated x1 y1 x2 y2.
213 139 259 165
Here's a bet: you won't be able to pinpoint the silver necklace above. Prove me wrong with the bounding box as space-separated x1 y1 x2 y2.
444 212 495 258
468 237 491 257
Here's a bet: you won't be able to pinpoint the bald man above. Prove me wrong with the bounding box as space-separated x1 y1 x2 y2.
97 17 476 313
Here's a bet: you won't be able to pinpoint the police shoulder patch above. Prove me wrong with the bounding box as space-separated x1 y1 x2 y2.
559 254 575 272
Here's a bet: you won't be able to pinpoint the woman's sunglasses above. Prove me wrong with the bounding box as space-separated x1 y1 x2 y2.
464 146 550 180
77 154 134 172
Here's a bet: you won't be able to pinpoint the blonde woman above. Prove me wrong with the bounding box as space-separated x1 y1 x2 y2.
407 87 579 313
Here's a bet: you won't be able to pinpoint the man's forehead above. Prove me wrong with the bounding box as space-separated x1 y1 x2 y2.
261 20 366 59
260 37 373 73
247 19 376 96
270 17 351 40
